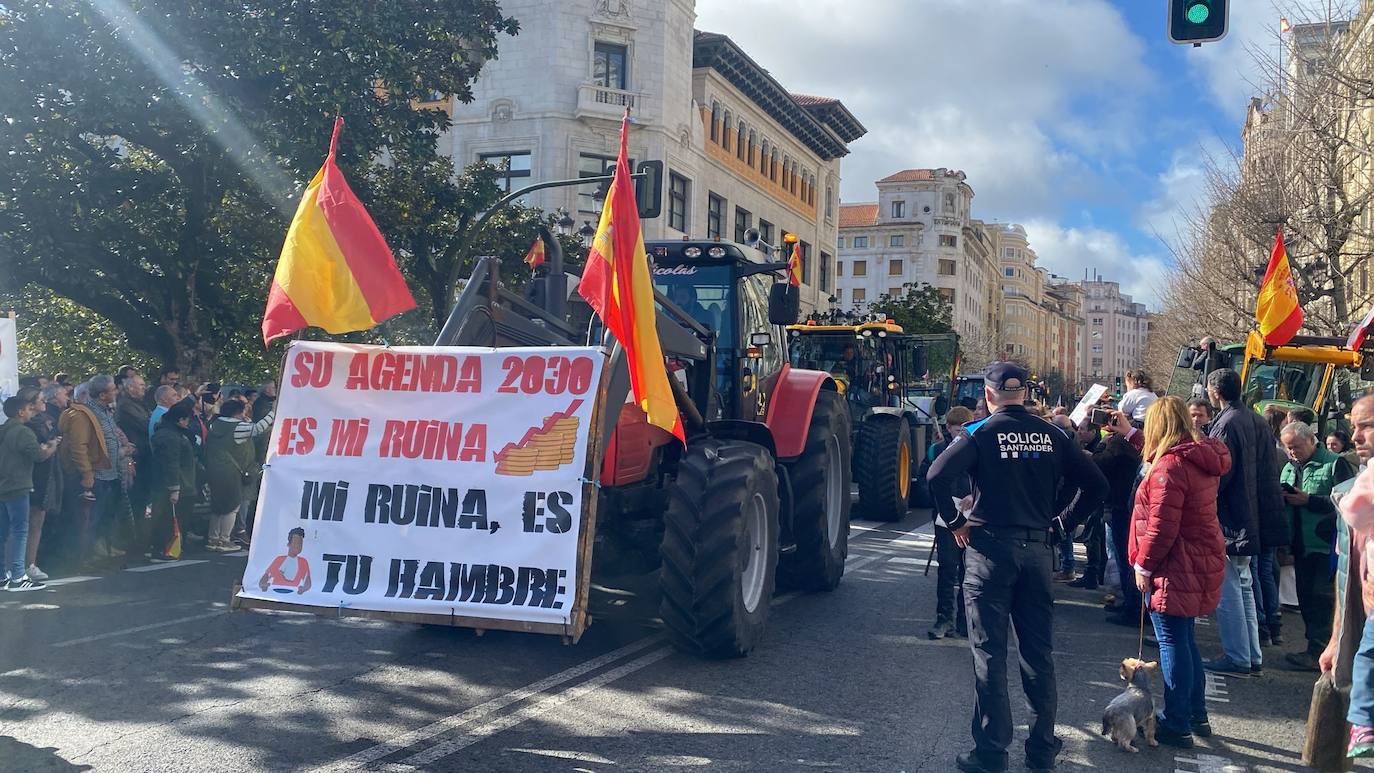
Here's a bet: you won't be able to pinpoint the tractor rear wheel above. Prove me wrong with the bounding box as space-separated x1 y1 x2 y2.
659 438 780 658
777 390 852 592
855 416 913 522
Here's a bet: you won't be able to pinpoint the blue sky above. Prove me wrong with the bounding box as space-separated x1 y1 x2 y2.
694 0 1287 307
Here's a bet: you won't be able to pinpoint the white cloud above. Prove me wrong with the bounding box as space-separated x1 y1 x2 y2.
1023 219 1170 308
694 0 1153 214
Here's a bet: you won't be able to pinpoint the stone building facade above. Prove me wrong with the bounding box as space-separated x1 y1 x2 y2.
834 169 998 355
424 0 864 312
1081 278 1150 384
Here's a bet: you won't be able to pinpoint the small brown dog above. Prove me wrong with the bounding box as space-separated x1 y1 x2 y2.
1101 657 1159 753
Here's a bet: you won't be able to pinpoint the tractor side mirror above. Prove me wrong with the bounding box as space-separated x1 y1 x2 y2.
1361 356 1374 382
749 331 773 347
768 282 800 325
1176 346 1198 369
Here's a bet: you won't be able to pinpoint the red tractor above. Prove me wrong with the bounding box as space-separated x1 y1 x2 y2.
438 240 852 657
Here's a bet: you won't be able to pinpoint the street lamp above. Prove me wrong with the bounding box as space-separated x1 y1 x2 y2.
578 220 596 246
556 208 574 236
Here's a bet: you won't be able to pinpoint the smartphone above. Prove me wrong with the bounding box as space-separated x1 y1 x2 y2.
1281 482 1297 493
1090 408 1113 426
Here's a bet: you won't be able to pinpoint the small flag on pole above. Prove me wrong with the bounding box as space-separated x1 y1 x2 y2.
524 237 546 270
262 117 416 345
1280 17 1292 33
1255 228 1304 346
787 242 802 287
576 111 684 441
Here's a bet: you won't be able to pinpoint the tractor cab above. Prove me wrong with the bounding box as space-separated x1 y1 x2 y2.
785 318 928 424
647 241 798 424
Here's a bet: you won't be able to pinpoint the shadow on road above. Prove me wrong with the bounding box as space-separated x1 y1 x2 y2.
0 735 92 771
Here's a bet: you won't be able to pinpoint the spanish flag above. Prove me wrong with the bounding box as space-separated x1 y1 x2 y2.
576 113 684 441
1256 228 1304 346
787 241 802 287
262 117 416 345
523 236 546 270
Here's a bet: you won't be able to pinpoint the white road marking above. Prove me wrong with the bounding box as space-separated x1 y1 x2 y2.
1174 752 1246 772
325 523 925 770
52 610 225 648
125 560 208 573
306 636 666 773
222 550 249 557
888 557 926 565
1204 672 1231 704
397 648 676 767
39 575 101 587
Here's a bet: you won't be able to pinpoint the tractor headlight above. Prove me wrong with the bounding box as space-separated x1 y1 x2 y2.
707 247 726 258
684 247 702 258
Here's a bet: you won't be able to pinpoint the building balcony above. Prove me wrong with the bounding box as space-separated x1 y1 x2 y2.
576 83 648 122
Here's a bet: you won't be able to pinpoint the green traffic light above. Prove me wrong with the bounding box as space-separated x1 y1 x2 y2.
1186 2 1210 23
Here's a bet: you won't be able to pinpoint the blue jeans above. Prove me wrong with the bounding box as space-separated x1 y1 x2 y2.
1107 521 1141 613
1251 549 1280 633
1057 536 1074 573
0 494 31 580
1349 617 1374 727
1216 556 1262 667
1151 609 1207 734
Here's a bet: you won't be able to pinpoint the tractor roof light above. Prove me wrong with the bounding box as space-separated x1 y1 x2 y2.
707 246 726 258
683 246 702 258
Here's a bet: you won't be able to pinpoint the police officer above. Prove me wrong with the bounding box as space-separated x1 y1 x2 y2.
928 362 1107 773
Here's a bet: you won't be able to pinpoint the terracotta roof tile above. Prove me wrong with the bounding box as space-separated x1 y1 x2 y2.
878 169 936 183
838 203 878 228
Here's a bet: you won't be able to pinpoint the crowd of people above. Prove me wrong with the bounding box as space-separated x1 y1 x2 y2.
924 363 1374 771
0 367 275 591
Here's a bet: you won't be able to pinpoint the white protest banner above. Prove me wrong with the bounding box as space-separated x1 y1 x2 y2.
1068 383 1108 426
236 341 606 631
0 315 17 400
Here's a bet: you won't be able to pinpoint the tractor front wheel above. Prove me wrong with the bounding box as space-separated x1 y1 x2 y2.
855 416 913 522
659 438 780 658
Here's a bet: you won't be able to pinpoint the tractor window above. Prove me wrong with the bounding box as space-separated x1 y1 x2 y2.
791 334 860 387
739 275 785 379
1242 360 1323 408
654 265 732 342
654 264 735 418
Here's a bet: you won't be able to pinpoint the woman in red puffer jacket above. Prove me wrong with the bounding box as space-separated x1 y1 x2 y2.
1128 395 1231 748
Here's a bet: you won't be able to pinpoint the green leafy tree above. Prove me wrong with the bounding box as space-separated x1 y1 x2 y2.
868 282 955 335
0 0 521 379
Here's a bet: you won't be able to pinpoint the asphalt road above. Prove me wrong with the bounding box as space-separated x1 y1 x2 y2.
0 508 1339 772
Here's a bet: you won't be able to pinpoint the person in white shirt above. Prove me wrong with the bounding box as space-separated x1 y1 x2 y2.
1118 370 1158 426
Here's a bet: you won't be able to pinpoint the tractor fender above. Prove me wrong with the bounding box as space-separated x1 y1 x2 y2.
707 420 777 456
765 365 838 460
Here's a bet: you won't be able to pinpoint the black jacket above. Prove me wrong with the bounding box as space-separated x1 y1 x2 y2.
1092 433 1142 516
927 405 1107 532
1208 404 1286 555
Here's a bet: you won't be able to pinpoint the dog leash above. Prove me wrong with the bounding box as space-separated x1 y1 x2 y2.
1136 595 1147 661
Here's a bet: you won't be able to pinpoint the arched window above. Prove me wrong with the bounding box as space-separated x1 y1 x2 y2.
710 101 720 142
783 156 791 189
770 149 779 181
723 111 733 151
747 130 756 167
760 140 770 173
736 122 746 161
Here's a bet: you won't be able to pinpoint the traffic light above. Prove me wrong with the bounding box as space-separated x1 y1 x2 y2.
1169 0 1228 45
635 160 663 220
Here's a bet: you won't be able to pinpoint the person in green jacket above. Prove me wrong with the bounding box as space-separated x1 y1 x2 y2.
1 394 59 590
148 402 197 562
204 399 272 553
1281 420 1357 670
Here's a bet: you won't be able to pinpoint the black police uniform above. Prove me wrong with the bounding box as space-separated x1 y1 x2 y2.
927 367 1107 772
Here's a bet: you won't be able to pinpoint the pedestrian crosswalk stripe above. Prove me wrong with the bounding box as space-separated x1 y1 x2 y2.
125 560 208 573
1174 752 1245 772
1204 672 1230 703
40 576 100 587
